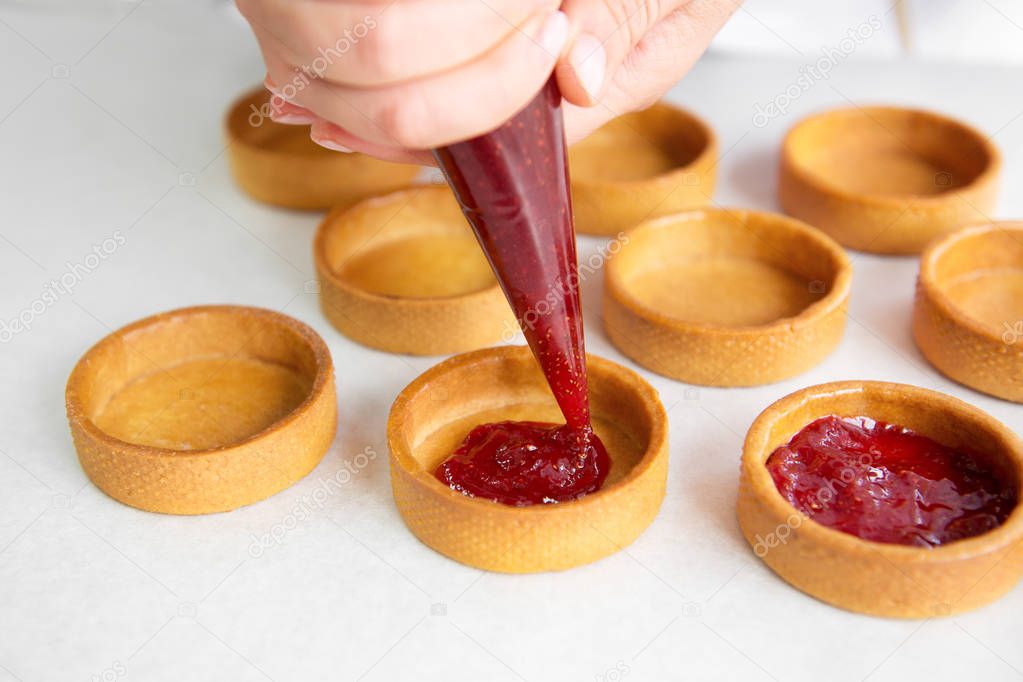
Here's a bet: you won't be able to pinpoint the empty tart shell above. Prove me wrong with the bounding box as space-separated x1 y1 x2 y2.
779 106 1001 254
314 185 515 356
738 381 1023 618
387 345 669 573
569 102 717 236
913 222 1023 403
603 208 851 386
225 87 420 210
66 305 337 514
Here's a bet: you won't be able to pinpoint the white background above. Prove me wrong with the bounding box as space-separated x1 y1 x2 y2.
1 1 1022 681
713 0 1023 63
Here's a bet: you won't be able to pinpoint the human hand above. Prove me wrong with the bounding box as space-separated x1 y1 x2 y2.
236 0 738 164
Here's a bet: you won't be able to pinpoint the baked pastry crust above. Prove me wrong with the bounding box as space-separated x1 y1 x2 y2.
314 185 515 355
225 87 419 210
913 222 1023 403
66 305 337 514
603 208 851 386
387 346 669 572
779 106 1001 254
738 380 1023 617
569 102 717 236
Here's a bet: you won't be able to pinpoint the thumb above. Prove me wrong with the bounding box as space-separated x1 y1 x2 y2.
556 0 738 108
555 0 664 106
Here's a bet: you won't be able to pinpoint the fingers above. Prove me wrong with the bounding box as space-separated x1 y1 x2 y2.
556 32 608 106
559 0 738 113
265 9 570 149
556 0 699 107
555 0 655 107
262 80 432 163
268 97 317 125
562 100 617 147
615 0 739 107
264 80 432 164
244 0 735 162
309 120 435 166
238 0 559 87
560 1 737 146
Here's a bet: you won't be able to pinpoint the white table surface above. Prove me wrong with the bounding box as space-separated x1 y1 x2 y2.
2 2 1023 681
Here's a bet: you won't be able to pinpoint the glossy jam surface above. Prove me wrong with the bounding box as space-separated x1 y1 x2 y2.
433 79 609 505
436 421 611 506
767 416 1016 547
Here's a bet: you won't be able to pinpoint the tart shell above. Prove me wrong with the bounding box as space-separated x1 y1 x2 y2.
603 208 851 386
314 185 515 355
913 222 1023 403
737 381 1023 618
225 87 420 210
779 106 1001 254
387 346 669 573
66 305 337 515
569 102 717 236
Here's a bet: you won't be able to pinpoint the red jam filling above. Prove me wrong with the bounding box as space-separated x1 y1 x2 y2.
766 415 1016 547
436 421 611 506
432 78 609 505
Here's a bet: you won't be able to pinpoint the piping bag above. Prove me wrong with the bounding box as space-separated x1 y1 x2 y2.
432 78 591 433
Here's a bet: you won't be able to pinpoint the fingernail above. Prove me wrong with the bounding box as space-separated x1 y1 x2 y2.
311 134 352 153
539 10 570 57
570 33 606 101
274 112 315 125
270 100 316 125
